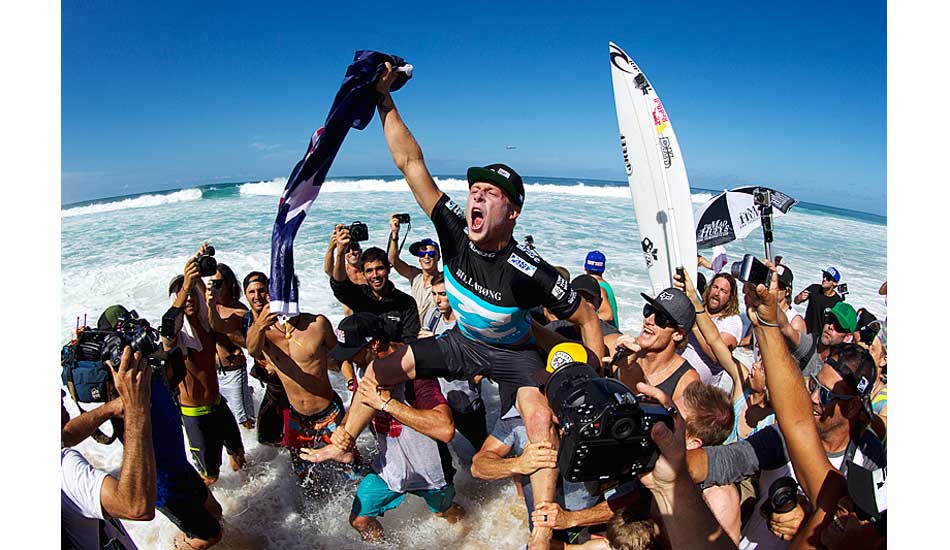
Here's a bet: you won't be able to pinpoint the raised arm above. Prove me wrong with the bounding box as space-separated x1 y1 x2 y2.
99 348 156 521
331 228 350 282
323 225 341 277
674 269 745 401
387 214 418 280
376 63 444 216
61 399 123 448
568 300 606 372
746 265 846 532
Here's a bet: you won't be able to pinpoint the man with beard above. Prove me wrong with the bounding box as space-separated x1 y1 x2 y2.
245 280 360 483
686 343 884 549
778 298 857 378
680 273 743 393
388 212 441 323
308 62 604 550
167 246 246 486
206 263 255 430
330 230 421 344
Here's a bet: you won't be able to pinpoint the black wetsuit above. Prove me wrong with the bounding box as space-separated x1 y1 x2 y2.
243 311 290 446
410 193 582 412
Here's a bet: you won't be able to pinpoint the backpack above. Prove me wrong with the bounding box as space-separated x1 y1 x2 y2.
61 330 123 444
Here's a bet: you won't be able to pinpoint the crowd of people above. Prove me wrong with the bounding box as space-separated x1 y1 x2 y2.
61 64 887 549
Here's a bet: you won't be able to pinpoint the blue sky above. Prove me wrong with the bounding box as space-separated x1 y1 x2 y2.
62 1 886 215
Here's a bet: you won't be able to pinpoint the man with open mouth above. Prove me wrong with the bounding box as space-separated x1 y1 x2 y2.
306 62 605 550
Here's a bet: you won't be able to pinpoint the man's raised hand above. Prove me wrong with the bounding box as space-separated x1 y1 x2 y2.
114 347 151 413
376 62 398 95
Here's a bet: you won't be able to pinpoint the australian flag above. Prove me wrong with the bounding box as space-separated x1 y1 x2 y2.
269 51 412 316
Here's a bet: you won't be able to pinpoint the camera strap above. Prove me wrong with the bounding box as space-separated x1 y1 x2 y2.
398 221 411 253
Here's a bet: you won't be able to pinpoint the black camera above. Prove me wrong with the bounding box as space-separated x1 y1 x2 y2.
546 362 673 482
730 254 771 286
348 221 369 242
837 282 849 296
762 476 800 516
859 319 882 345
753 188 772 208
197 246 217 277
393 213 411 224
100 312 161 369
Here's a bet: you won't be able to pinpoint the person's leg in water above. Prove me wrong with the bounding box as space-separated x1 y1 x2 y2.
517 386 559 550
303 345 417 463
172 488 223 549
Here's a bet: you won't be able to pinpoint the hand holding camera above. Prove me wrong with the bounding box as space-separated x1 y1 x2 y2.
672 266 702 309
113 346 152 414
633 382 686 496
743 259 780 328
389 213 411 234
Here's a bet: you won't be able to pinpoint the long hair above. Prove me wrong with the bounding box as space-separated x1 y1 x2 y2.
702 273 740 317
216 263 242 301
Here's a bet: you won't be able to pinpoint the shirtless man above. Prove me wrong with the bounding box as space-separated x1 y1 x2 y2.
245 287 356 481
612 288 701 410
167 246 246 486
206 263 255 429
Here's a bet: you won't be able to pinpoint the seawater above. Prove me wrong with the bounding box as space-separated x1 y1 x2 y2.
60 176 887 549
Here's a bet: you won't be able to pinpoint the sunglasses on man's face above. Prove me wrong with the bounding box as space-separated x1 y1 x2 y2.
418 250 438 258
824 313 848 333
823 273 835 282
808 375 857 406
643 304 678 329
210 279 224 289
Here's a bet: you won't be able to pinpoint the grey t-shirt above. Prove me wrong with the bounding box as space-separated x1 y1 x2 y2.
792 331 823 378
410 270 435 323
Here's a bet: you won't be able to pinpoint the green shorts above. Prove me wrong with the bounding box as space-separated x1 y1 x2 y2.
351 472 455 518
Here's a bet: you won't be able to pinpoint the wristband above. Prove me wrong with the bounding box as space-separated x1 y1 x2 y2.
758 318 779 328
380 398 393 412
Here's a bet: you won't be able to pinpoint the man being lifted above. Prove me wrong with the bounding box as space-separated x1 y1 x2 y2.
310 63 605 550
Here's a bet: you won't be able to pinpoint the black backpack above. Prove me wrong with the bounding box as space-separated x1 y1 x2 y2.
61 330 123 444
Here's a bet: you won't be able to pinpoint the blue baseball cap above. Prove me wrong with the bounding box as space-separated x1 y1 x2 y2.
584 250 606 273
823 266 841 283
409 238 440 257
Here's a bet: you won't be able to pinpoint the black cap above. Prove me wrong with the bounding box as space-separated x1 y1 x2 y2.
777 264 794 289
640 288 696 333
570 274 602 309
466 163 525 207
329 313 386 361
97 305 130 329
408 238 440 257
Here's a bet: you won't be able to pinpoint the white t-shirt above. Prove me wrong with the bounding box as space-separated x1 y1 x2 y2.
61 448 137 550
410 270 435 323
681 314 744 383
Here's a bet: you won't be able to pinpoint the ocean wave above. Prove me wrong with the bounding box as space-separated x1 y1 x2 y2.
61 188 203 218
238 177 716 202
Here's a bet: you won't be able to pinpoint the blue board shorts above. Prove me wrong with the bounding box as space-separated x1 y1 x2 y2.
351 472 455 518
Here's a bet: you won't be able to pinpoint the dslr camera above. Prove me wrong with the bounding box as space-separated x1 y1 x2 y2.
761 476 800 516
348 221 369 242
197 246 217 277
730 254 771 286
546 362 673 482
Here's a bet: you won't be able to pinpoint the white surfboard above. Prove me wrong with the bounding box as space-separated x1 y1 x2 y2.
609 41 697 295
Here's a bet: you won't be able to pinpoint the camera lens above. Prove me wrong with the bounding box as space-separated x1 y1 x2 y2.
768 476 800 514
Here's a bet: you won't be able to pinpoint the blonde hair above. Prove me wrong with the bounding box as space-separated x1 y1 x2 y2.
606 507 660 550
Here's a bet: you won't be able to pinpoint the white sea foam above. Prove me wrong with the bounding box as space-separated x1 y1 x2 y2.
61 178 886 549
238 176 717 202
61 188 203 218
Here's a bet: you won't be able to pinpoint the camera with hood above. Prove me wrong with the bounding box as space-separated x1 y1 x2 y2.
546 361 673 482
348 221 369 242
196 246 218 277
730 254 771 286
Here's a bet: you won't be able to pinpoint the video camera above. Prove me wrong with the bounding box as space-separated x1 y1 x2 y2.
348 221 369 242
546 361 673 482
63 310 185 403
836 282 850 297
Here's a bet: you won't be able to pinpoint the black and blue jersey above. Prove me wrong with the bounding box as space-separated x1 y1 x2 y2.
430 193 580 347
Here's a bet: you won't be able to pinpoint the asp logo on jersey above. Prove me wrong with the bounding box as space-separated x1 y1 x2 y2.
507 254 538 277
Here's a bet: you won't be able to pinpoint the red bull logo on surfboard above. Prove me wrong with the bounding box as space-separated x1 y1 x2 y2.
652 99 668 135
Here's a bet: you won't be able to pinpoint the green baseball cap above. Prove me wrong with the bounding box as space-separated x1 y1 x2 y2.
825 302 858 333
97 304 130 329
466 163 525 207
